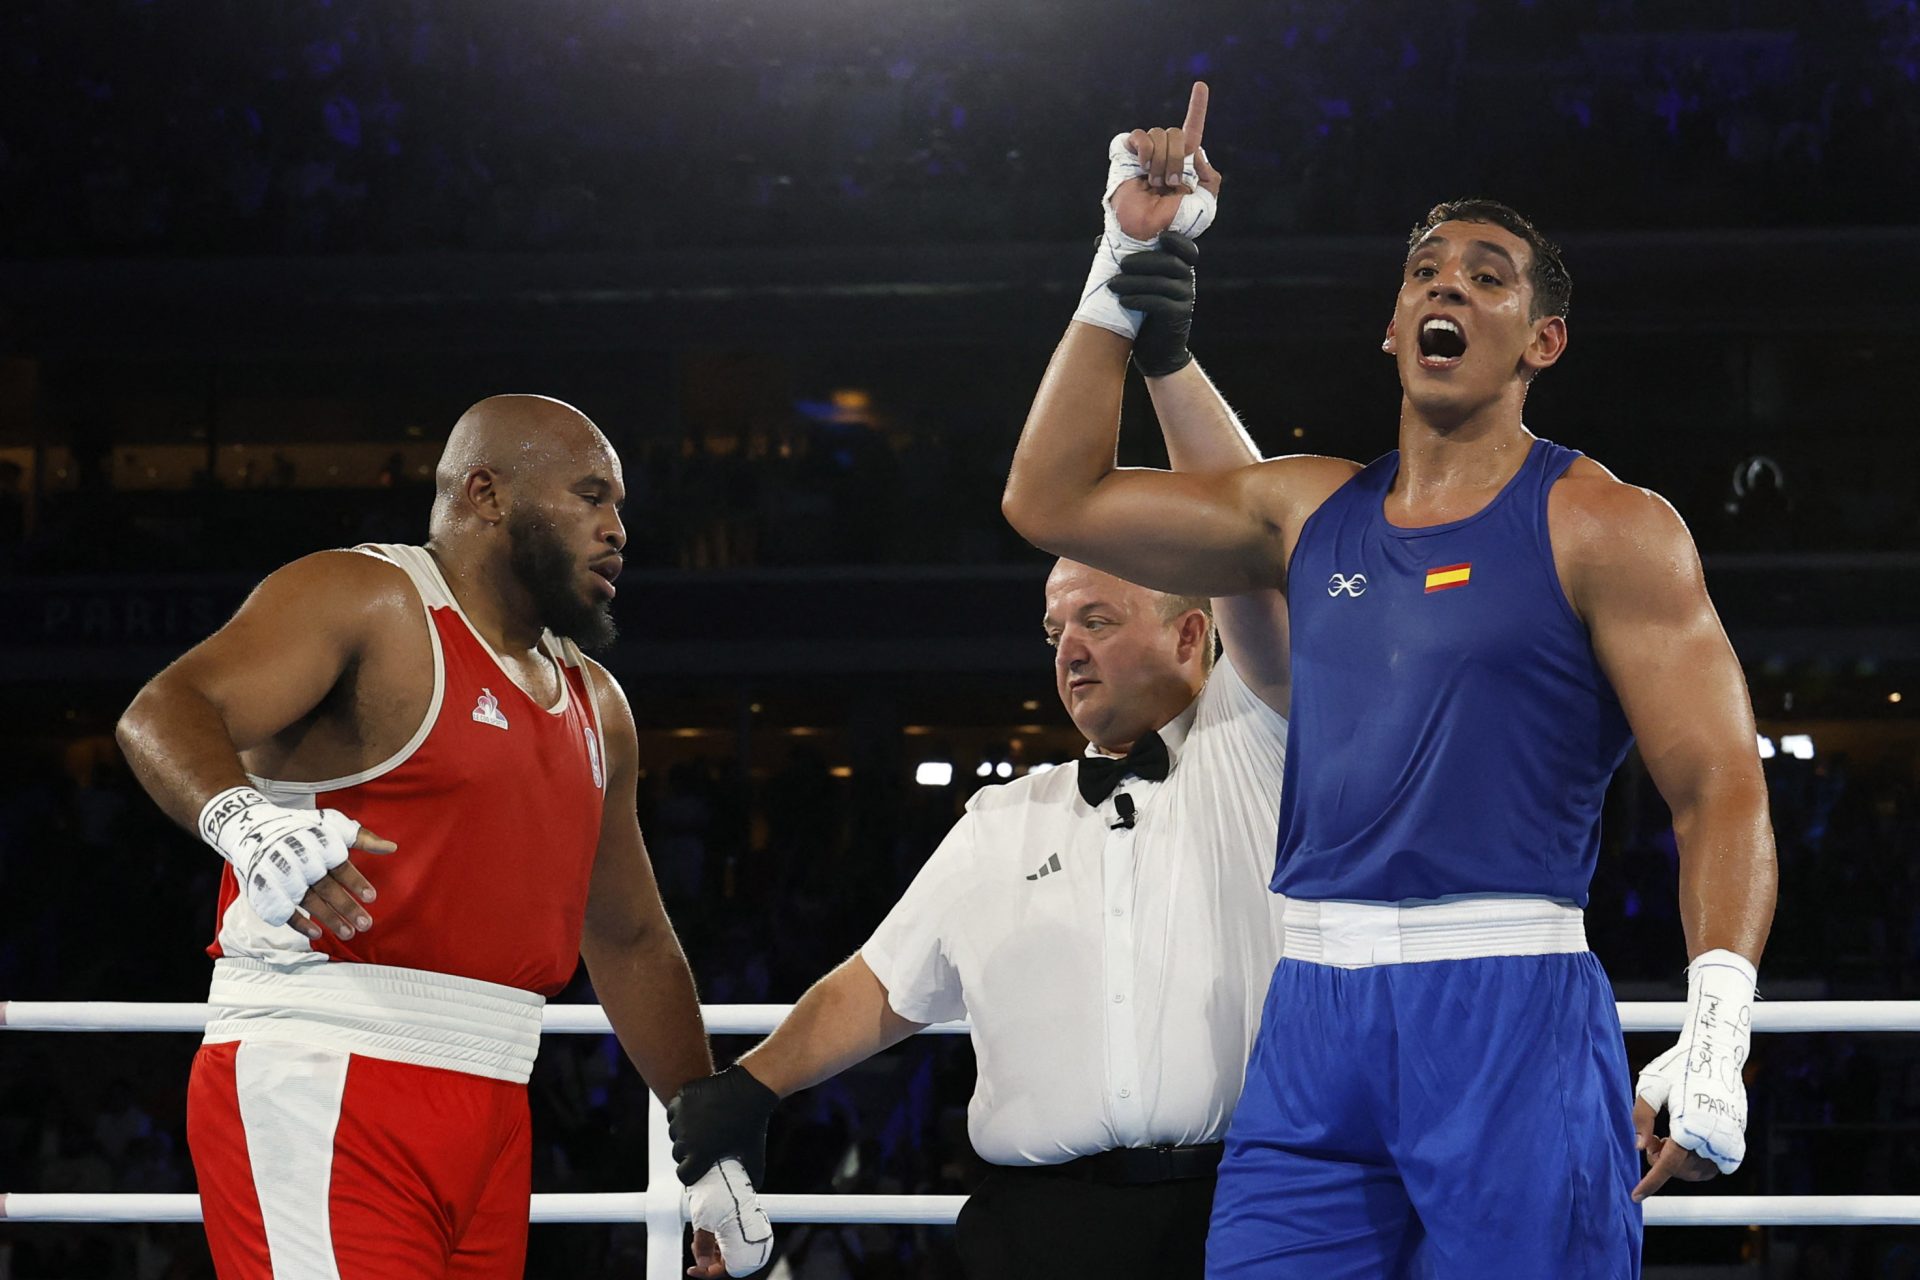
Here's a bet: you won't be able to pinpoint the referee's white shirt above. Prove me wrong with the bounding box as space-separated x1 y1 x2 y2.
862 656 1288 1167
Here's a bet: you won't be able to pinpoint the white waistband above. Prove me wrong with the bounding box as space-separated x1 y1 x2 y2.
204 958 545 1084
1284 897 1587 969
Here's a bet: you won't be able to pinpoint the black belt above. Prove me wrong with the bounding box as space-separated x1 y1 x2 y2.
999 1142 1224 1186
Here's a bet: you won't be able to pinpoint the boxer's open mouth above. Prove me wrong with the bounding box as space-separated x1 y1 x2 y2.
1416 315 1467 369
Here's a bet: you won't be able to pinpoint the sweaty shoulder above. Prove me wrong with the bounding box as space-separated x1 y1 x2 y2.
579 655 635 733
577 655 637 781
1547 457 1700 619
264 548 422 624
199 550 425 669
175 549 431 764
1252 453 1365 570
1256 453 1363 508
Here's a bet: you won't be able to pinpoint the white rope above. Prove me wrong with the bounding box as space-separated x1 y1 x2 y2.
6 1192 1917 1228
1615 1002 1920 1033
6 1000 1919 1035
0 1002 971 1036
10 997 1920 1261
2 1002 215 1032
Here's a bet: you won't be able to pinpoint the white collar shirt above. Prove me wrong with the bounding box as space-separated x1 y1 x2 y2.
862 656 1289 1166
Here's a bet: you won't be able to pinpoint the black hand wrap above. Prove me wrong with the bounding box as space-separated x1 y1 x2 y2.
1107 230 1199 377
667 1064 778 1188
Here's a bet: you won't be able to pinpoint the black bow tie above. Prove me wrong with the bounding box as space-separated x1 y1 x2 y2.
1077 731 1170 806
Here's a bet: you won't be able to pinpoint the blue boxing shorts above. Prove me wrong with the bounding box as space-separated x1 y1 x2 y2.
1207 901 1641 1280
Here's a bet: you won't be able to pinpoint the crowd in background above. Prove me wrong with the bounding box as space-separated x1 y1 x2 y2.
4 1 1920 256
8 0 1920 574
1 425 1030 576
5 0 1920 1275
4 414 1916 577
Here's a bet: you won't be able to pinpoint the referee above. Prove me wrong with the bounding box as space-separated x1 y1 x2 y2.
668 99 1286 1276
668 547 1290 1279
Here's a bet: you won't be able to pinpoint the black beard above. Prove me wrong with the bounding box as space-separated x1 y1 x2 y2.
506 509 617 653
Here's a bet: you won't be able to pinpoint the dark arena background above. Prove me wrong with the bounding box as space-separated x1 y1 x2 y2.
4 2 1919 1277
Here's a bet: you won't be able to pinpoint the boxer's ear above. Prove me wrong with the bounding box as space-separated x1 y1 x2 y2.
464 464 506 525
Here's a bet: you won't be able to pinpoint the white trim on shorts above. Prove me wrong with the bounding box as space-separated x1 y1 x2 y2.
234 1039 350 1280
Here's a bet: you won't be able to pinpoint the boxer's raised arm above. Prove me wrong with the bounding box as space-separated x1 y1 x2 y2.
1007 83 1356 600
1003 323 1345 598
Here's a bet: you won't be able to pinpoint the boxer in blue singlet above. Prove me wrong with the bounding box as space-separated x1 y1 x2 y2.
1002 85 1778 1279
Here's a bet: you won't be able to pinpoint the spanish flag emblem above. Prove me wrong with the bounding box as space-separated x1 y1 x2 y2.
1424 562 1472 594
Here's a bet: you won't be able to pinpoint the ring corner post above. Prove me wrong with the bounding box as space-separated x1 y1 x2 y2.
645 1090 685 1280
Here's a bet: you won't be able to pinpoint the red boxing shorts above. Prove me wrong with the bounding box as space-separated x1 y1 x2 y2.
185 960 549 1280
188 1041 532 1279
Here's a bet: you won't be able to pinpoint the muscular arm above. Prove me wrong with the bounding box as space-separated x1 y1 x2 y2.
1003 323 1352 599
738 953 925 1098
580 666 715 1102
115 551 401 830
1004 324 1281 595
115 551 404 940
1564 480 1777 964
1148 361 1291 710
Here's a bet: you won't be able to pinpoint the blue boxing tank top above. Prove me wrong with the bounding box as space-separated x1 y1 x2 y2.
1273 437 1634 906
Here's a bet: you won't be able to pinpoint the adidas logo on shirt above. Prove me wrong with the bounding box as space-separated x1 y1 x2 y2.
1025 853 1063 881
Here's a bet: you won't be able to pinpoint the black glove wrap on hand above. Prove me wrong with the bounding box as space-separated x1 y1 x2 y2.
1107 230 1200 377
667 1064 778 1188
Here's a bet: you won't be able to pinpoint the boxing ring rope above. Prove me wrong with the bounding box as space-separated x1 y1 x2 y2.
12 999 1920 1034
7 1002 1920 1280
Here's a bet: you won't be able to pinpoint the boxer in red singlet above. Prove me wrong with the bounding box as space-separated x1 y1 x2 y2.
117 396 763 1279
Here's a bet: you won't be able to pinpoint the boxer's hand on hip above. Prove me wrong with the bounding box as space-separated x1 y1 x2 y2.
198 786 395 938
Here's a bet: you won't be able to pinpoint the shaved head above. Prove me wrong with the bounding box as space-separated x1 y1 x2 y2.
432 394 615 523
426 393 627 651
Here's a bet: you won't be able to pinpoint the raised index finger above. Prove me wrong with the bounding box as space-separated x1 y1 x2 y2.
1181 81 1210 156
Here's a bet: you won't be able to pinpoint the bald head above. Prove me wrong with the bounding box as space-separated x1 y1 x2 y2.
424 394 628 651
431 395 617 535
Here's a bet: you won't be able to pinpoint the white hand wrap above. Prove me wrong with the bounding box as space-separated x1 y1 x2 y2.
198 785 359 927
1072 132 1218 339
1635 949 1756 1175
686 1157 773 1277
